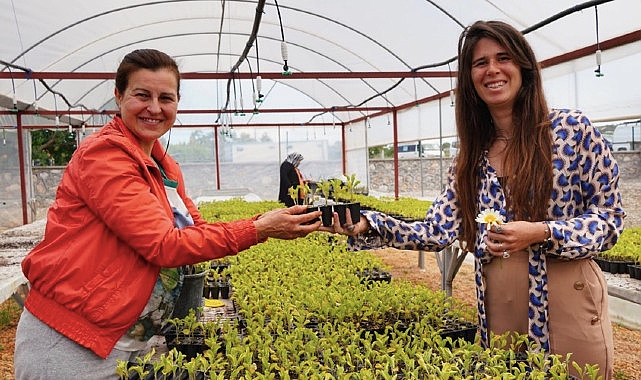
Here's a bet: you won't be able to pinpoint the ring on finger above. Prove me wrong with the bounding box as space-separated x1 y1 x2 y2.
502 250 510 259
496 225 503 234
346 225 356 232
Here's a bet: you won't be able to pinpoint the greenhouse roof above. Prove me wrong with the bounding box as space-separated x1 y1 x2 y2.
1 0 641 131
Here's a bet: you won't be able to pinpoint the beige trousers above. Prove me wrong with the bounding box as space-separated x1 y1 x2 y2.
483 251 613 379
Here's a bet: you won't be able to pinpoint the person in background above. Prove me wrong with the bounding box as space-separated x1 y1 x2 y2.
278 152 306 206
14 49 321 379
323 20 624 379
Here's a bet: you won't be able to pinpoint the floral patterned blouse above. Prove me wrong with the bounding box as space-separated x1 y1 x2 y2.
351 108 626 352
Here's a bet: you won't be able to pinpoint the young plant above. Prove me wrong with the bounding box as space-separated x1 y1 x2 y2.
330 178 346 201
317 179 332 205
343 173 361 201
288 186 299 205
301 183 312 205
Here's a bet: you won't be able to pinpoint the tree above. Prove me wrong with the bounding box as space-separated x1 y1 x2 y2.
31 129 77 166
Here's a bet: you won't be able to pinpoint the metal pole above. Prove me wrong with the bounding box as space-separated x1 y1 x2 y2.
16 112 29 224
418 251 425 270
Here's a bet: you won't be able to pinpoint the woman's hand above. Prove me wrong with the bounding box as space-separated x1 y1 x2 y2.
485 221 549 257
318 207 369 236
254 205 321 240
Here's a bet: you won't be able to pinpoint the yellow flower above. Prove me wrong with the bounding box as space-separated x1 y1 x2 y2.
475 209 504 226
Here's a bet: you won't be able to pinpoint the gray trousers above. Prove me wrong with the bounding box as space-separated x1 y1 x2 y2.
14 309 140 380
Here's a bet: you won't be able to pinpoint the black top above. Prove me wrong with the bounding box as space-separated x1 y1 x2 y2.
278 161 303 206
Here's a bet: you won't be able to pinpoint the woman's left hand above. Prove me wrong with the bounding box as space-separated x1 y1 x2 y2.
318 207 369 236
485 221 548 257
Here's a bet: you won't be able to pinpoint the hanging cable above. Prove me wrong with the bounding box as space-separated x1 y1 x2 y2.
1 58 93 112
81 108 86 136
68 107 73 134
306 0 613 125
232 71 238 115
54 94 59 128
245 57 259 114
32 77 38 113
448 62 455 107
254 39 264 102
7 66 17 111
237 68 246 116
217 0 266 123
274 0 291 75
594 5 604 77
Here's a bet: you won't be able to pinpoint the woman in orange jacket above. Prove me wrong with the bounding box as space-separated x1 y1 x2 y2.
14 49 321 379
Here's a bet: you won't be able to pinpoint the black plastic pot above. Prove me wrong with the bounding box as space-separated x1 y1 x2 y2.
628 264 641 280
171 271 206 319
334 202 360 226
304 205 320 225
218 280 231 299
319 205 333 227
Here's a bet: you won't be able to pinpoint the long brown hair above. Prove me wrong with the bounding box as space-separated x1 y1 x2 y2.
455 21 553 246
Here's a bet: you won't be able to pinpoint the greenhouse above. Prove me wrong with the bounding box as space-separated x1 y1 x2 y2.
1 0 640 228
2 1 641 379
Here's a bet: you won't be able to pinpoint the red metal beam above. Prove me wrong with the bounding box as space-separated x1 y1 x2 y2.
0 71 452 80
2 29 639 128
540 29 641 68
2 29 638 82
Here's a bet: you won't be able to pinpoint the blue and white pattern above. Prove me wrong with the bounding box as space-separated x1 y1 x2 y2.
350 109 625 353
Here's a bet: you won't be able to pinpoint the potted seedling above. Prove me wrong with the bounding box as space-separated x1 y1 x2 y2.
293 182 322 225
163 309 209 360
331 175 361 226
172 262 209 320
314 179 335 227
343 173 362 224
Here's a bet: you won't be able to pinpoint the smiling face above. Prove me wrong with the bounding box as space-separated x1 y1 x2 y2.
114 68 179 155
471 37 522 115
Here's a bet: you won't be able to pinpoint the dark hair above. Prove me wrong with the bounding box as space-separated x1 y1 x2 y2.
454 21 553 246
115 49 181 95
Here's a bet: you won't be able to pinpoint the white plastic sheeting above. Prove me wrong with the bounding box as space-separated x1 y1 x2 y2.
1 0 641 227
2 0 640 126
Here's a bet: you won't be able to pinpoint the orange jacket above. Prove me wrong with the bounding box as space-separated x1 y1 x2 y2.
22 116 260 358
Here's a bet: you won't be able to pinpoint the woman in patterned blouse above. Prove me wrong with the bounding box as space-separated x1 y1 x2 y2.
324 20 625 379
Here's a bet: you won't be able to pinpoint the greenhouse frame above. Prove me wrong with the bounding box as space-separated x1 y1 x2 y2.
1 0 640 228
